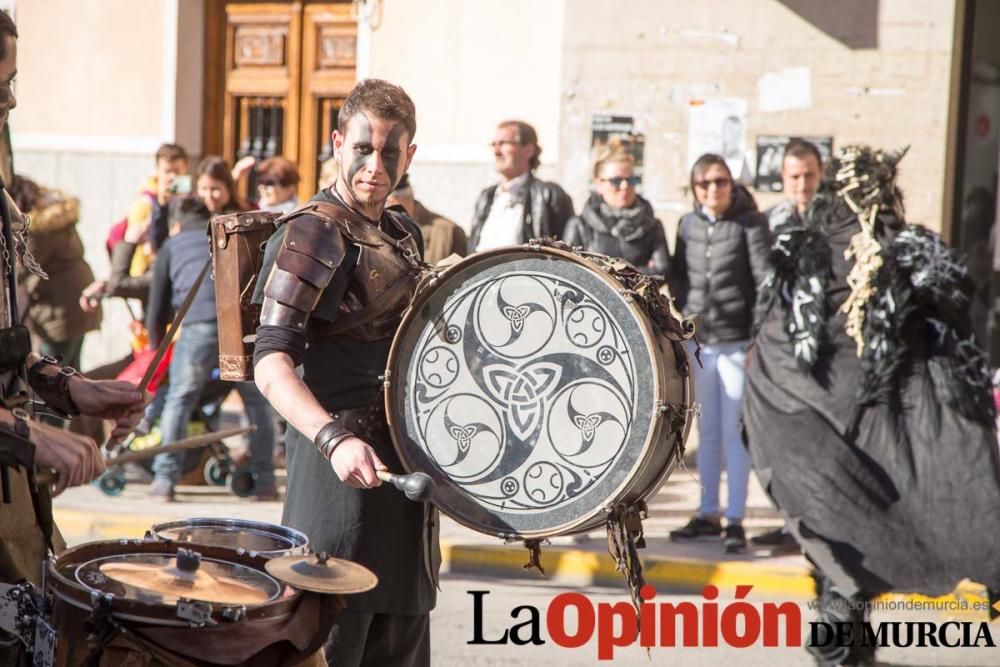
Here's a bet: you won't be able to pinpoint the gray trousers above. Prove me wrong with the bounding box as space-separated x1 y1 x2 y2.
325 610 430 667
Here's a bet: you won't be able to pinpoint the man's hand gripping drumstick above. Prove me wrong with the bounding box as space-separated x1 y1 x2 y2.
256 351 430 499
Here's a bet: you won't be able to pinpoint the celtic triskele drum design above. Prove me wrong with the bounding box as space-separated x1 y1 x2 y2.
385 244 694 538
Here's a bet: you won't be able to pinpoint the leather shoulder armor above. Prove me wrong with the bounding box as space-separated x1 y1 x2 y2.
260 210 348 330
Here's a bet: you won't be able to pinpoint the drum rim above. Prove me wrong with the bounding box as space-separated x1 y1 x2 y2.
385 244 690 538
48 539 303 623
148 518 310 557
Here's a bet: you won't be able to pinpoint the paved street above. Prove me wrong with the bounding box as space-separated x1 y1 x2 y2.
49 461 1000 666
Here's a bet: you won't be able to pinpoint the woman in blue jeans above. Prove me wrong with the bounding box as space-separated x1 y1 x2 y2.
147 157 278 501
666 154 771 553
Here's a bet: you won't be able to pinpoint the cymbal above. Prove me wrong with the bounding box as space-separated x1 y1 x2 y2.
265 552 377 595
99 560 271 605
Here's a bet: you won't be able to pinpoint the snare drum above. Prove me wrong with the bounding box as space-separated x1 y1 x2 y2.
44 539 331 666
148 518 310 558
384 244 694 539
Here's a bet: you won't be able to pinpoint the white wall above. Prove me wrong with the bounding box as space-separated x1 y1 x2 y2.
11 0 204 369
367 0 566 228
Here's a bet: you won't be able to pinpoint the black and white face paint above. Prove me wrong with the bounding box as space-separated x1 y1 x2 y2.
340 112 409 210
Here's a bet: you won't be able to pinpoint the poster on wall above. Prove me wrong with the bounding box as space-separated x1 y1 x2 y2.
687 97 748 178
755 135 834 192
591 114 646 184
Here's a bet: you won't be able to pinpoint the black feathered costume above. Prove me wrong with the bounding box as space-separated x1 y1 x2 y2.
744 146 1000 601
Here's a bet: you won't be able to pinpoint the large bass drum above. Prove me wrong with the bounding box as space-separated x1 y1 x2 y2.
385 243 694 539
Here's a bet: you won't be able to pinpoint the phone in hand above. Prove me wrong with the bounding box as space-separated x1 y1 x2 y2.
168 174 193 195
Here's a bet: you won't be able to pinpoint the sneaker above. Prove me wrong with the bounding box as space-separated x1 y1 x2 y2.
669 516 722 541
147 478 175 502
723 524 747 554
750 527 800 554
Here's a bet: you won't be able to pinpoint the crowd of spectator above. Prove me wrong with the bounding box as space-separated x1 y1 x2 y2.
19 124 824 531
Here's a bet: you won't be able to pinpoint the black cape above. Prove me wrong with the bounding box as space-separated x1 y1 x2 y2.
744 214 1000 597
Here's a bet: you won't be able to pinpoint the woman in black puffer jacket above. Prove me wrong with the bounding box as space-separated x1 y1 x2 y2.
667 153 771 554
563 148 669 276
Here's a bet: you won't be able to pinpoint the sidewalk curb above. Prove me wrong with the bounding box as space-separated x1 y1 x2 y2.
55 508 164 541
440 542 816 597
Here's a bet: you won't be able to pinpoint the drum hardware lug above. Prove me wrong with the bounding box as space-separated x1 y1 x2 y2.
221 605 247 623
177 599 215 627
524 241 542 252
248 550 260 559
236 547 247 556
32 616 57 667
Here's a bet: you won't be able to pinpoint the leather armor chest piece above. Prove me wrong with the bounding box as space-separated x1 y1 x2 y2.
334 214 421 342
260 198 422 343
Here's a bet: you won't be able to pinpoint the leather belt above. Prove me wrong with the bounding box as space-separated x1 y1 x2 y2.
331 403 390 445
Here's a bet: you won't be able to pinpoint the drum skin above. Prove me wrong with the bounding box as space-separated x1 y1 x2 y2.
385 245 694 538
149 518 310 559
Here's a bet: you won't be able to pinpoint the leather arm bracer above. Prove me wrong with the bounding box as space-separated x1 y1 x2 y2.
27 356 81 419
260 214 348 330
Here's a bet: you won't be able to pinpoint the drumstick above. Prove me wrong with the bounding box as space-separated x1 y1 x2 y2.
37 425 254 487
375 470 433 501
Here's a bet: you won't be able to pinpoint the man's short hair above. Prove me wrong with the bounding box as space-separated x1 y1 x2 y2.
783 139 822 168
155 143 188 164
0 11 17 60
338 79 417 143
497 120 541 171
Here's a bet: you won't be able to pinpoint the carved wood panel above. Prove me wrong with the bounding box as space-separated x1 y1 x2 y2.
210 3 357 203
299 4 357 199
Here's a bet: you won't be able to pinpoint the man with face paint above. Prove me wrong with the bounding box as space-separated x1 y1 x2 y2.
468 119 575 252
252 79 438 666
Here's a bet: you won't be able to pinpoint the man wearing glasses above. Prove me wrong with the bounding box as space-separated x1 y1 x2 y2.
468 120 574 252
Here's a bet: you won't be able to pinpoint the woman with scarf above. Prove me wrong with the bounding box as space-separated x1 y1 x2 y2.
563 147 669 277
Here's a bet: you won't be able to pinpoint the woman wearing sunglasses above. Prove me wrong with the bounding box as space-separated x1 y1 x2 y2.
562 147 669 276
668 153 771 554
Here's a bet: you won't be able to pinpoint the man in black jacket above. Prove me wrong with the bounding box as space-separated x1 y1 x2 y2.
468 120 574 251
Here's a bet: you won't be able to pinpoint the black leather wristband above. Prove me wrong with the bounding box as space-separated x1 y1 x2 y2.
27 356 81 419
314 418 354 460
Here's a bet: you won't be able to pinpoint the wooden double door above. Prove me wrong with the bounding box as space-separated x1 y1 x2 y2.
204 2 357 201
